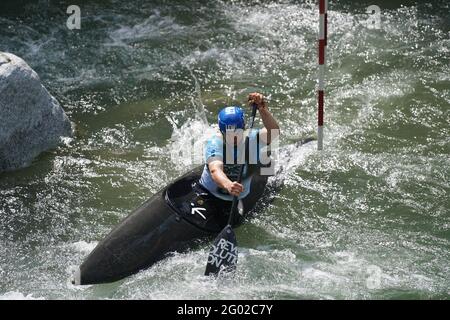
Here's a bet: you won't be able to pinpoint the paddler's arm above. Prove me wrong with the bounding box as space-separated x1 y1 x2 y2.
208 160 244 197
248 92 280 145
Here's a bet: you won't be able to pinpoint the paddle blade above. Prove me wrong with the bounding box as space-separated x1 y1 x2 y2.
204 225 238 276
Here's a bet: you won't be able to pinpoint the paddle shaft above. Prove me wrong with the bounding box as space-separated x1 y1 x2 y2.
227 104 258 226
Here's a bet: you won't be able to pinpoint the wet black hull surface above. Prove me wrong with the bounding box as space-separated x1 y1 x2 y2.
75 165 268 285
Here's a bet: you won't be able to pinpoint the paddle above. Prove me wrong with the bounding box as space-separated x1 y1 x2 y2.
204 104 258 276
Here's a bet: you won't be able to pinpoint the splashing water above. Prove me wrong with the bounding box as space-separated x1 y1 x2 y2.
0 0 449 299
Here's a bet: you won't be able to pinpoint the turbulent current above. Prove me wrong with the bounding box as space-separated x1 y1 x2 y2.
0 0 449 299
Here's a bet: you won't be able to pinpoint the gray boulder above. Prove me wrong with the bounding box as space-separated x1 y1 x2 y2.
0 52 72 172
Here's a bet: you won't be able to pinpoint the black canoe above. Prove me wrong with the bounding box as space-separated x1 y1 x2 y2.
73 164 268 285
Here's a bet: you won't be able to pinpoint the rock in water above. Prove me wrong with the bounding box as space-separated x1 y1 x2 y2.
0 52 72 172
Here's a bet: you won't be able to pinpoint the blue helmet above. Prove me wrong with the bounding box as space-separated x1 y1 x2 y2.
218 106 245 133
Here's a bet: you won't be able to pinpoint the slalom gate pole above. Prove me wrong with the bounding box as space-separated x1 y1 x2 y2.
318 0 327 150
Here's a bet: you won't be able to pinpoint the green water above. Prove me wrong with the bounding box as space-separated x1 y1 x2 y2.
0 0 449 299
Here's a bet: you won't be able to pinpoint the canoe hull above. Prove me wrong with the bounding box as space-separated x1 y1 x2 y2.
75 165 268 285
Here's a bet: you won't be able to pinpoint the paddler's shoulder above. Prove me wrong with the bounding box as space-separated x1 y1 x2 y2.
206 131 223 143
247 128 260 139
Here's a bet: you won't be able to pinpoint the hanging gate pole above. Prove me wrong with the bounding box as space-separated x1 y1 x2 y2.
318 0 327 150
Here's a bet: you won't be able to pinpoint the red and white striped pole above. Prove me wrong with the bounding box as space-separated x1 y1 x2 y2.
318 0 327 150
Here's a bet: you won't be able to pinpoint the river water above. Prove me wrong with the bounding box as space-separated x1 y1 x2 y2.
0 0 448 299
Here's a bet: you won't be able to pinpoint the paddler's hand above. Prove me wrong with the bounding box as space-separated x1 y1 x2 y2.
248 92 267 111
225 181 244 197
